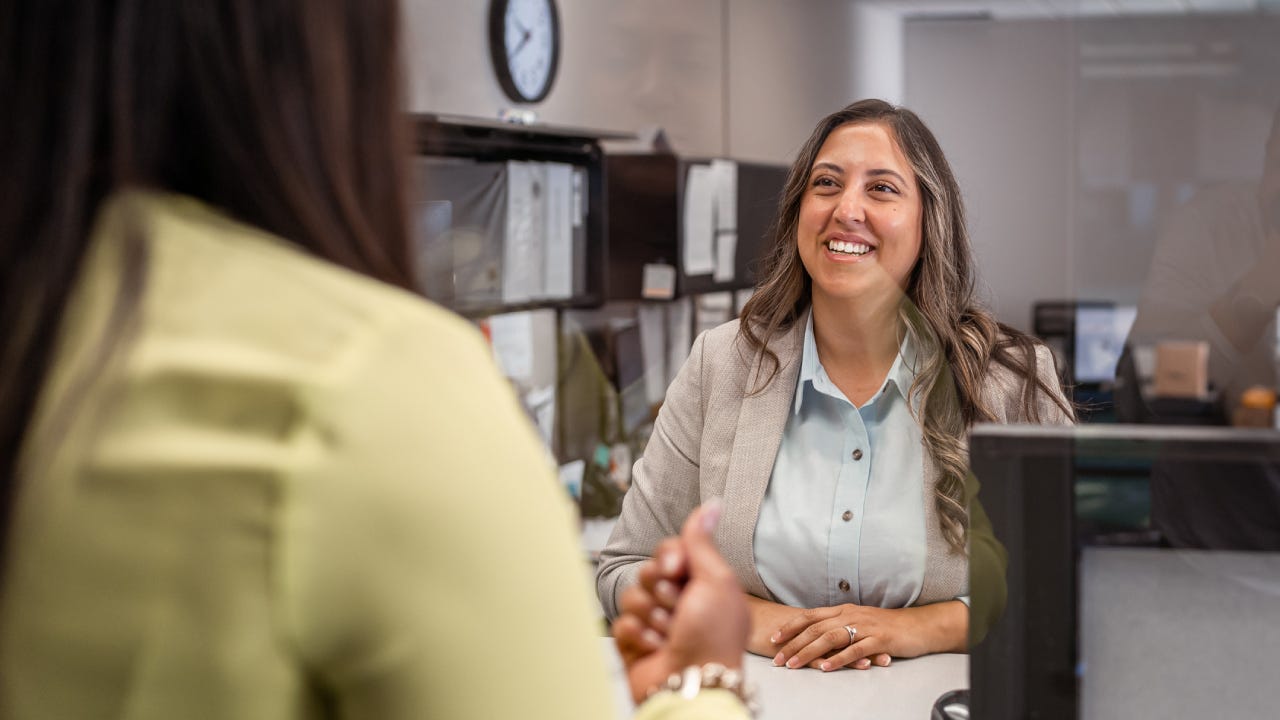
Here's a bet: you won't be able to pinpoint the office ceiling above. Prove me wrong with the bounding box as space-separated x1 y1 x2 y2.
858 0 1279 20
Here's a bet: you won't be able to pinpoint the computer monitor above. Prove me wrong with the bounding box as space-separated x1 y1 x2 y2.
968 423 1280 720
613 322 650 434
1073 304 1137 385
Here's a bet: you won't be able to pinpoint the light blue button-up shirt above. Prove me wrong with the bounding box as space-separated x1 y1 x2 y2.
753 313 930 610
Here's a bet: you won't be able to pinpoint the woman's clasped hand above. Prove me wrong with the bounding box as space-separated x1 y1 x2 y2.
769 604 941 671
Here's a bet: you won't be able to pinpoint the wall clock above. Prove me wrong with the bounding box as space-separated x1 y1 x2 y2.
488 0 561 104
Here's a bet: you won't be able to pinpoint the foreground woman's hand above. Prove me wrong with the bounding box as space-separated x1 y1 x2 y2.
770 600 967 671
613 500 749 704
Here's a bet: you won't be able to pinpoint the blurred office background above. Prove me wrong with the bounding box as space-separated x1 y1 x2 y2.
403 0 1280 417
402 2 1280 716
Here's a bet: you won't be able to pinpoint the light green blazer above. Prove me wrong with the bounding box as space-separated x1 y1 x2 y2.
1 192 746 720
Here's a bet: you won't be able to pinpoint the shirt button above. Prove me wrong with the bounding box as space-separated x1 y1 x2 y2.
838 579 851 592
842 510 853 522
852 448 864 461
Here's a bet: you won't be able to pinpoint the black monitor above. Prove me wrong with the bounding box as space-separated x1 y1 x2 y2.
968 423 1280 720
613 322 650 434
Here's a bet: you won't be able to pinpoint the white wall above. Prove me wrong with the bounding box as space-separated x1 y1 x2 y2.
402 0 724 155
904 14 1280 332
905 19 1076 331
851 2 905 106
401 0 867 163
402 3 1280 333
725 0 862 162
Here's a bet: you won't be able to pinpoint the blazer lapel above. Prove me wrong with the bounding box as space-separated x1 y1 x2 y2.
720 312 808 600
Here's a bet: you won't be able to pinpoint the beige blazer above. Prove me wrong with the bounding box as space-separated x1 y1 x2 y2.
595 310 1072 642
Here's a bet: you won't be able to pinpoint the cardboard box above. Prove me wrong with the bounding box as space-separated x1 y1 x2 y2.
1153 341 1209 399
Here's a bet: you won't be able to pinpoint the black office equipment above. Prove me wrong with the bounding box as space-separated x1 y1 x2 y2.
1032 299 1114 386
931 689 971 720
612 321 650 433
969 423 1280 720
1033 299 1140 422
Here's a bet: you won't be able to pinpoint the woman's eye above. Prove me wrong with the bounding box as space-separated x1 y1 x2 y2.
871 182 898 194
811 176 838 189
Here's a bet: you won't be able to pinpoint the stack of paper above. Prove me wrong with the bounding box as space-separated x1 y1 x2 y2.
503 160 584 304
682 159 739 283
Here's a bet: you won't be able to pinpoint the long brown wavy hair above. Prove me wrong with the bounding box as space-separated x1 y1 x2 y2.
740 99 1073 551
0 0 413 577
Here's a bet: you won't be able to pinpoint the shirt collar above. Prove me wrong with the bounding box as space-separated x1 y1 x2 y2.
794 312 920 414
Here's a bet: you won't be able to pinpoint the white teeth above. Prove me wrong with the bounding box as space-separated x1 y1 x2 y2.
828 241 872 256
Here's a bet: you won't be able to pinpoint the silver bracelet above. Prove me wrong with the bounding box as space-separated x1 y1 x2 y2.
647 662 759 716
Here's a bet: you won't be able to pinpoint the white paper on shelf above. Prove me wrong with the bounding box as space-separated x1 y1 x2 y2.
503 161 545 303
526 308 560 391
559 459 586 502
666 296 693 387
641 262 677 300
488 311 535 382
608 443 633 486
580 514 617 555
698 291 733 311
681 164 716 275
571 168 585 229
713 231 737 283
710 158 738 233
525 383 556 448
638 303 668 406
543 162 574 300
711 159 738 282
695 291 734 336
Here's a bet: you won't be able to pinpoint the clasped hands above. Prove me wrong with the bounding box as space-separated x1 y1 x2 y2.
750 592 966 672
612 503 931 710
612 500 750 705
761 603 909 672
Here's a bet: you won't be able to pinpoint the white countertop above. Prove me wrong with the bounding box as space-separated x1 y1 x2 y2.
599 638 968 719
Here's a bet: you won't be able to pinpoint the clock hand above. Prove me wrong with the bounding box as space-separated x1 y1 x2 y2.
510 27 534 58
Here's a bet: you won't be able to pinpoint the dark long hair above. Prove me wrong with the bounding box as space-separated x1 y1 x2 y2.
0 1 413 573
741 99 1073 551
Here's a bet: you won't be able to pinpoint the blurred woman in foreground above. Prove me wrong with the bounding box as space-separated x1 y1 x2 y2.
0 2 749 717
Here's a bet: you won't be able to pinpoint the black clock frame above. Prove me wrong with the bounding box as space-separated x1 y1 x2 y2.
488 0 561 104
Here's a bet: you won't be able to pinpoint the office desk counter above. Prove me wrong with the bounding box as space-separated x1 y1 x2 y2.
600 638 968 719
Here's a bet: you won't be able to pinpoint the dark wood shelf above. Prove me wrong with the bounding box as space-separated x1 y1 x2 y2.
604 153 787 300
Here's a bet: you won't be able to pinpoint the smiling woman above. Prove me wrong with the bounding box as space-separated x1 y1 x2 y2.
597 98 1076 672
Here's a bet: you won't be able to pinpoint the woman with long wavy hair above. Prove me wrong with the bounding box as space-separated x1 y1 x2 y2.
597 99 1073 671
0 1 753 717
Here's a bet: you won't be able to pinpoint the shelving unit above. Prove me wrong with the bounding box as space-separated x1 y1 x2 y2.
604 154 787 300
407 115 788 519
411 113 633 317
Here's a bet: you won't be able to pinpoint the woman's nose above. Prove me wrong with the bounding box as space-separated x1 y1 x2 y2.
834 189 866 226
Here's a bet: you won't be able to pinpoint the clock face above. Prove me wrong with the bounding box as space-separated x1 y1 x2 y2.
490 0 560 104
